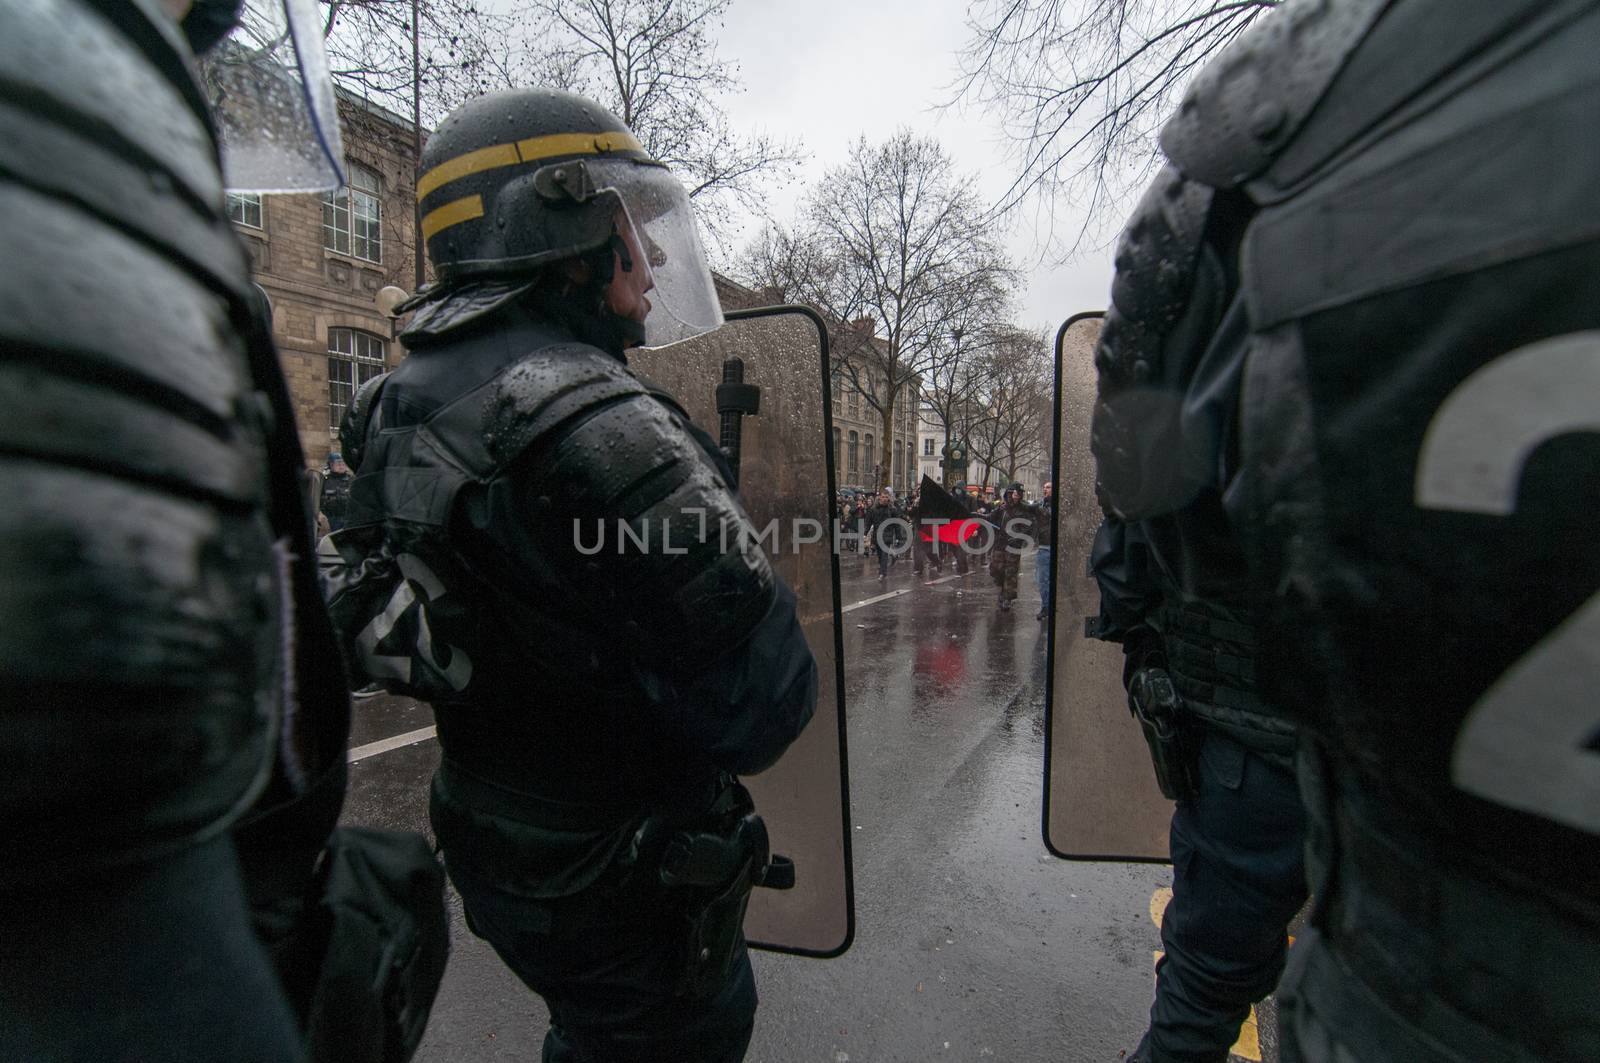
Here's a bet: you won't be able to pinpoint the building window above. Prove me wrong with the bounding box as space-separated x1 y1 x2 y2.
923 437 933 456
864 435 874 483
227 192 262 229
847 431 859 476
323 163 382 262
892 441 902 485
847 387 858 416
905 441 915 490
832 427 841 474
328 327 387 433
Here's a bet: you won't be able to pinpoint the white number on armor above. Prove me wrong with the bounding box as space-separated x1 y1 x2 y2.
356 553 473 692
1415 331 1600 835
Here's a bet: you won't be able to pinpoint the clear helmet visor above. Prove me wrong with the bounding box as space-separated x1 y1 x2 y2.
589 159 724 348
196 0 345 193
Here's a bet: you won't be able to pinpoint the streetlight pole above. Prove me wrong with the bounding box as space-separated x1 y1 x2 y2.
411 0 424 292
942 326 964 488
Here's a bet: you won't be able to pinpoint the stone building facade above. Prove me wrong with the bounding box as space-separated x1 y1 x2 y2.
830 368 920 496
713 280 920 496
917 407 1048 500
229 93 424 465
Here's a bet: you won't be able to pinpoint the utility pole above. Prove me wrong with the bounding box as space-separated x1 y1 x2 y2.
411 0 424 291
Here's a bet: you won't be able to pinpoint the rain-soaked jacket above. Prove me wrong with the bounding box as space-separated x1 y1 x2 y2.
326 303 817 895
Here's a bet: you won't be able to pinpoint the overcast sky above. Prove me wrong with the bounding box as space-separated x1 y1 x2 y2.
713 0 1115 336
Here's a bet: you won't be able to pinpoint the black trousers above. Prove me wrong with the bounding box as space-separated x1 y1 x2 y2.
0 833 306 1063
447 852 757 1063
1149 732 1308 1063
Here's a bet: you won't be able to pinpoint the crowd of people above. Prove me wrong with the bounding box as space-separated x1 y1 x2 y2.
834 480 1056 617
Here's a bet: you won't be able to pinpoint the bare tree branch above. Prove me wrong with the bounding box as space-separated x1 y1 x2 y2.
511 0 807 256
950 0 1280 257
737 132 1019 490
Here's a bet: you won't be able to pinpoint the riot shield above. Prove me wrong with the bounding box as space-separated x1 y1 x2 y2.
1043 312 1173 861
629 304 853 956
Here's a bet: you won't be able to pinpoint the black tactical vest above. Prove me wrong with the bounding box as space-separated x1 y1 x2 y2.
323 310 771 815
1160 1 1600 1057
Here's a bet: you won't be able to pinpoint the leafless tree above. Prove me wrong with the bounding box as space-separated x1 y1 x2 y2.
320 0 508 123
734 223 838 307
919 277 1012 487
491 0 804 255
319 1 800 256
966 327 1052 487
952 0 1280 253
747 132 1016 490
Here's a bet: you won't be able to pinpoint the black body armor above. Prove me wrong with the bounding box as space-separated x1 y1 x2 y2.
0 0 348 890
1159 1 1600 1058
1091 162 1293 761
323 305 816 890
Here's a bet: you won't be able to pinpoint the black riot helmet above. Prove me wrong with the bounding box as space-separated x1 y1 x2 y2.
405 88 723 349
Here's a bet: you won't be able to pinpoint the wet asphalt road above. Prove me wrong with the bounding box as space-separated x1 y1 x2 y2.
343 549 1280 1062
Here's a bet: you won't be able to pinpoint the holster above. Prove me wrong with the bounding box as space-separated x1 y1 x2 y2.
1127 667 1200 802
622 780 794 999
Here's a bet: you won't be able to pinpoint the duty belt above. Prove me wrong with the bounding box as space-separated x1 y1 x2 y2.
436 758 657 832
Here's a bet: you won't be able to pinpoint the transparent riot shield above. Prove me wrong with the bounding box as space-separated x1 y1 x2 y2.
1043 312 1173 861
630 304 853 956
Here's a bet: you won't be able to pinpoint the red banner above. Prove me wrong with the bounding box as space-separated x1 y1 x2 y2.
920 518 984 545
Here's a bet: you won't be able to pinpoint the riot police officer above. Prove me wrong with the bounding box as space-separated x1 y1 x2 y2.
1088 167 1306 1060
1107 1 1600 1059
323 89 818 1062
320 451 355 531
0 0 364 1059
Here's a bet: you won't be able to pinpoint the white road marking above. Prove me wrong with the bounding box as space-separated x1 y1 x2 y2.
843 588 912 613
841 571 968 614
348 725 437 763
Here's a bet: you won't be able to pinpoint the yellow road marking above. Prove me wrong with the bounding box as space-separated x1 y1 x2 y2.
1150 886 1172 926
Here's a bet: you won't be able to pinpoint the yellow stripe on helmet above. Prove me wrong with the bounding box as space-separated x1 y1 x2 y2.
416 143 521 199
420 194 485 240
417 131 647 199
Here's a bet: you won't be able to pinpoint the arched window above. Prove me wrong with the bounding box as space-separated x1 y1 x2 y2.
328 327 387 435
864 434 874 483
847 431 859 476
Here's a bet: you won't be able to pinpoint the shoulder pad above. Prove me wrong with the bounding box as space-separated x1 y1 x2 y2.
631 372 692 422
339 371 390 472
538 391 776 669
1096 166 1213 393
1 0 245 289
1159 0 1389 189
484 343 651 466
